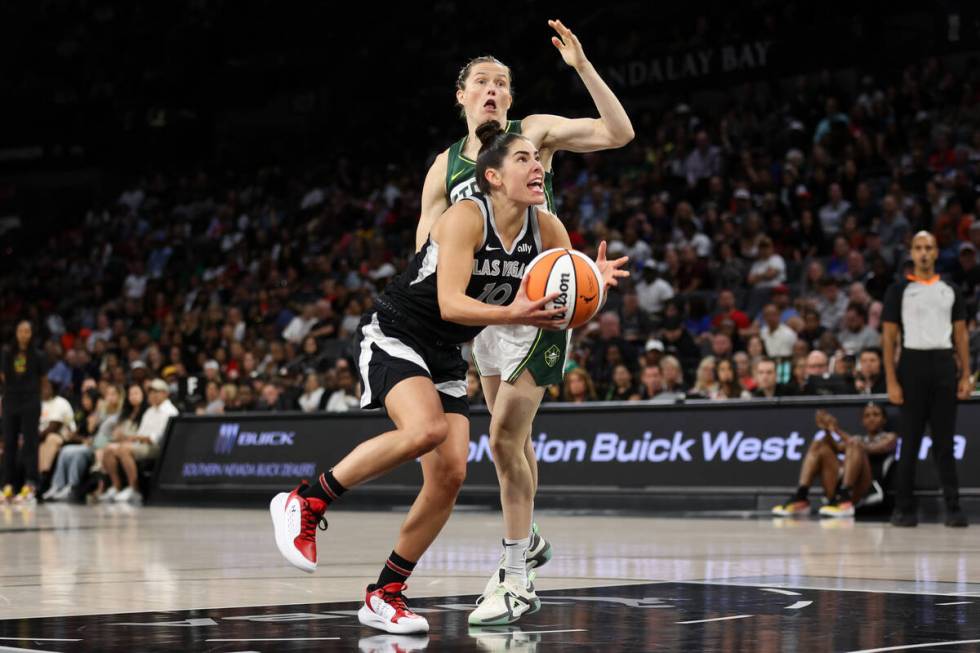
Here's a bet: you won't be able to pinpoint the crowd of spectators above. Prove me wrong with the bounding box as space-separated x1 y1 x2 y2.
4 53 980 426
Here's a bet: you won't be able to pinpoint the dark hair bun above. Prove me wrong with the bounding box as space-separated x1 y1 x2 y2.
476 120 505 153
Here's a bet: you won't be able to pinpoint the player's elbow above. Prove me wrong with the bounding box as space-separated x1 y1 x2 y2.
439 298 463 324
614 124 636 146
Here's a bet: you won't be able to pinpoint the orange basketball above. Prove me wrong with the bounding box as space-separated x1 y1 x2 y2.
524 248 604 329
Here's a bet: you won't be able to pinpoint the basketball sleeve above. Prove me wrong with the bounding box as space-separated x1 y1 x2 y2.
881 282 902 325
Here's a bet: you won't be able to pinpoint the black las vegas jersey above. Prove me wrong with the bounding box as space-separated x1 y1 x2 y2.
380 193 543 344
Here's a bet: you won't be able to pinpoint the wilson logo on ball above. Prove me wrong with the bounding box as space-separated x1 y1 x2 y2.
524 248 604 329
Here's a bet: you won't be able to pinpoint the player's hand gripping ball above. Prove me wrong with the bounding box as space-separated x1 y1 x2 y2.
523 248 604 329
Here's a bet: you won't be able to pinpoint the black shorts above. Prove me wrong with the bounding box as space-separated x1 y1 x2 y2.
353 310 469 416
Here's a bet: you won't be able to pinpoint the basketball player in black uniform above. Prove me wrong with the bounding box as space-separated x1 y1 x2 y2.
270 123 627 633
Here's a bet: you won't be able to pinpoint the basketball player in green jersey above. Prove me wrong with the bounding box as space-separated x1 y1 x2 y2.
416 19 634 616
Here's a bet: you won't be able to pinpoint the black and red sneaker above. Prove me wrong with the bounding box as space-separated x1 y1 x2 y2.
269 482 327 573
357 582 429 634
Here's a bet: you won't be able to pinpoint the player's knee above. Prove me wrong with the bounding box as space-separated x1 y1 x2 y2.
489 431 523 464
410 417 449 455
440 460 467 495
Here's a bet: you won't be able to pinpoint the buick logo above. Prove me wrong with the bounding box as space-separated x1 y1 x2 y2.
214 423 296 455
215 423 240 454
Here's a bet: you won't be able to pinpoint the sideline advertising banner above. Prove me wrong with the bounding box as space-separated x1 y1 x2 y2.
154 398 979 497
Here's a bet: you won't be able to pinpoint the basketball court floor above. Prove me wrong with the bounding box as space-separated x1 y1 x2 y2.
0 504 976 651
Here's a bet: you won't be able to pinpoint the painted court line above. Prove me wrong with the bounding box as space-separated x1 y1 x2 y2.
476 629 588 637
846 639 980 653
760 588 801 596
677 614 753 625
935 601 972 606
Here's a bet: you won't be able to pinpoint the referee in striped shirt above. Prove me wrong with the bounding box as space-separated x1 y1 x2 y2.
883 232 971 527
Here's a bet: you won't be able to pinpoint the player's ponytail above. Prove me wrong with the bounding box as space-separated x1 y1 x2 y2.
475 120 523 194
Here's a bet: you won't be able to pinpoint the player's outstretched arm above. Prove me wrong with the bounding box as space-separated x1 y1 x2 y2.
416 150 450 252
523 19 634 154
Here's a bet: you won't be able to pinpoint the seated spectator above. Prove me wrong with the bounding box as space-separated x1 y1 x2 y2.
298 372 328 412
772 404 897 517
751 358 788 398
759 303 798 359
815 277 849 331
801 350 852 395
711 289 751 332
619 289 654 344
37 378 78 486
659 355 686 395
953 241 980 296
837 302 881 355
562 368 597 403
201 381 224 415
290 336 331 375
44 384 123 502
820 182 852 236
256 381 289 411
220 383 238 411
746 237 787 289
635 261 674 316
854 348 887 394
604 364 639 401
771 284 799 323
798 308 827 349
661 317 701 374
745 334 766 360
282 303 317 345
711 357 751 399
785 355 809 395
734 351 756 392
637 364 666 401
325 366 360 412
687 356 718 399
101 379 177 504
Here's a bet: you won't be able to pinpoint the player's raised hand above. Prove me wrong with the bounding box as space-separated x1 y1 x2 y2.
549 19 588 70
595 240 629 289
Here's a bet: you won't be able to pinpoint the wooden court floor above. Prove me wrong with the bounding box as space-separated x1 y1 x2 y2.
0 505 977 651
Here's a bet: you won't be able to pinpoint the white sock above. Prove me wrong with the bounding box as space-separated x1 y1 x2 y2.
502 537 530 585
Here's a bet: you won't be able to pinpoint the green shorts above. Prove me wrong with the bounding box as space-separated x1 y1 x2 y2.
472 325 570 386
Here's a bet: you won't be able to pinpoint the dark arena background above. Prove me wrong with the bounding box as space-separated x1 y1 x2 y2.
1 1 980 651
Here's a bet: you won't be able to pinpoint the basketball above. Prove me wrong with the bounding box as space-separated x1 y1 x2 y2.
524 248 604 329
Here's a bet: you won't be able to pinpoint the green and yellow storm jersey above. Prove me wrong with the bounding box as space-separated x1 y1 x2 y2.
445 119 556 213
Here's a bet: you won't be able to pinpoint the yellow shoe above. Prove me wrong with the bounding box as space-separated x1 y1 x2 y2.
0 485 13 504
13 485 36 505
819 501 854 518
772 497 810 516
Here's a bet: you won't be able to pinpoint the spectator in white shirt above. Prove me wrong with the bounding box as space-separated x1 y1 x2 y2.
684 130 722 188
815 277 850 331
635 261 674 315
747 237 787 289
818 182 851 235
102 378 178 504
282 303 317 344
759 304 798 358
298 372 327 412
837 302 882 355
37 378 78 481
326 365 361 413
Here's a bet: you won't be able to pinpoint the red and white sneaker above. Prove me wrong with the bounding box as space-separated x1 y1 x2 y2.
269 482 327 573
357 582 429 634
